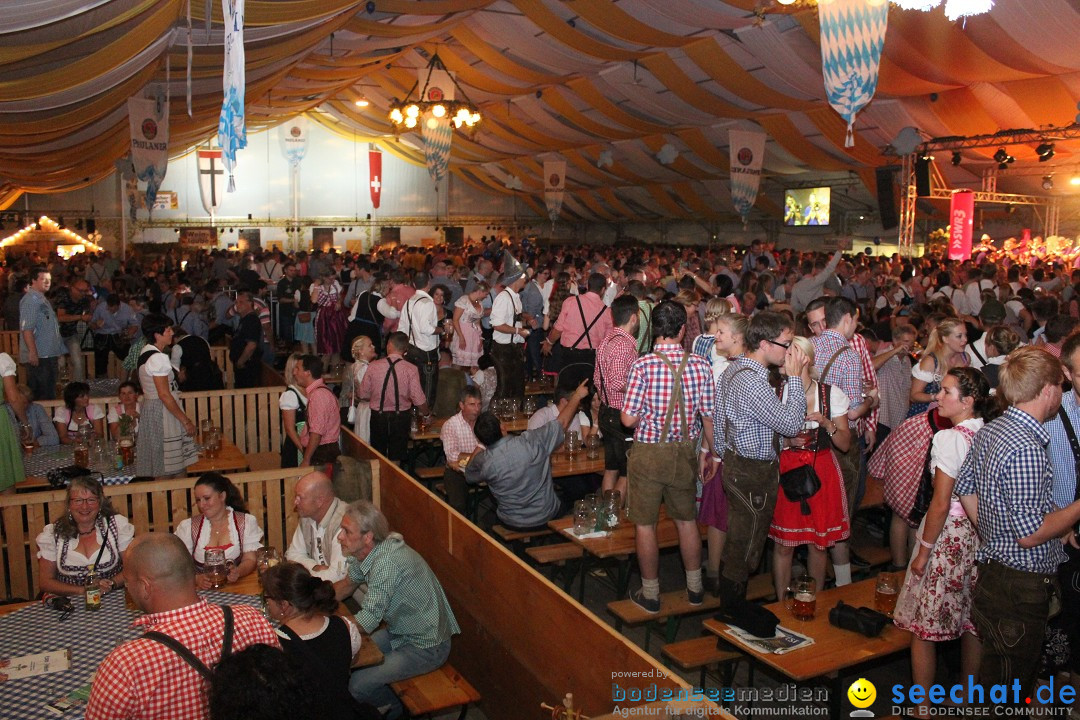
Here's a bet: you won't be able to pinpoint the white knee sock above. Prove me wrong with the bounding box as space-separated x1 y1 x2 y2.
834 563 852 586
642 577 661 600
686 568 703 593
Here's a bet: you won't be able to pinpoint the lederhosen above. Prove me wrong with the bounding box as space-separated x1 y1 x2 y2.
370 358 411 461
597 353 634 476
403 294 440 408
491 290 525 399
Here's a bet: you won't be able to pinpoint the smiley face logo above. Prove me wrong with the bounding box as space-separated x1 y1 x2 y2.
847 678 876 709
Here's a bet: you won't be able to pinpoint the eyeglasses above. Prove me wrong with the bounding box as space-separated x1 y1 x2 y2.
70 497 100 506
767 339 792 350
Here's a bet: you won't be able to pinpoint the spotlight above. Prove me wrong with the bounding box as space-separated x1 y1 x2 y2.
1071 175 1080 186
348 227 353 232
1036 143 1055 162
919 152 934 162
951 151 962 166
247 213 253 220
993 148 1009 164
1042 175 1054 190
175 228 181 234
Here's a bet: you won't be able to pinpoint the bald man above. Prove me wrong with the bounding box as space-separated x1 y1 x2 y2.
285 470 350 582
86 534 279 720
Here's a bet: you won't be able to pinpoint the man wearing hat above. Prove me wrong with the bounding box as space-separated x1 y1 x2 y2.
490 254 529 399
966 299 1007 370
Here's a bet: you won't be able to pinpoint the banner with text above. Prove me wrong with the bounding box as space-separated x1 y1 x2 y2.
728 129 766 223
127 96 169 209
948 189 975 261
544 159 566 223
279 115 309 167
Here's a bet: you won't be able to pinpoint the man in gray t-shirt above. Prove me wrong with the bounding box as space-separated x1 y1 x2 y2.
465 380 588 529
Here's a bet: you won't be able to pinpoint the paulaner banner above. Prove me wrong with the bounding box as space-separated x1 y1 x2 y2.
949 189 975 261
279 115 309 167
544 159 566 223
728 128 766 223
127 96 169 209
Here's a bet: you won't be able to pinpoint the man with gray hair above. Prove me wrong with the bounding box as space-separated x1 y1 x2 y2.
286 471 349 581
86 534 279 720
336 501 459 718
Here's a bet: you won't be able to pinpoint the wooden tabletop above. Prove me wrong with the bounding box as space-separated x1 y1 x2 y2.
549 450 605 478
188 440 249 475
549 510 698 559
702 576 911 681
412 414 530 441
525 379 556 395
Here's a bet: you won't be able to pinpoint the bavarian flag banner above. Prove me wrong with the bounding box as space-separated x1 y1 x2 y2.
218 0 246 192
544 159 566 223
818 0 888 147
728 128 766 223
279 115 309 168
127 96 169 210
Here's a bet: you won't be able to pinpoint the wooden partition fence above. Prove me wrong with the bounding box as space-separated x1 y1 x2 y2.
0 330 234 388
340 429 724 719
39 386 286 456
0 466 329 601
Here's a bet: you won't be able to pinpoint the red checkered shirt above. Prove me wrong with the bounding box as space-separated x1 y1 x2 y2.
622 343 713 443
851 333 879 436
866 410 946 523
357 354 427 412
594 328 638 410
440 411 483 464
86 599 279 720
300 377 341 447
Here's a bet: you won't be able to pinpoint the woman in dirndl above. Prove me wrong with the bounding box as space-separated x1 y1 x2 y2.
893 368 993 711
135 313 199 478
0 351 26 491
769 336 851 601
313 271 348 364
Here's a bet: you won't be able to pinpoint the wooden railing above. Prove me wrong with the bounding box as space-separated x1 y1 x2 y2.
0 467 313 601
339 429 723 719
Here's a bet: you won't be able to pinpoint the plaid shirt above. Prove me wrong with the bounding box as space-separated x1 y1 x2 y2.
713 356 805 461
86 600 279 720
357 354 427 412
622 343 713 443
440 411 483 464
851 333 879 435
867 410 940 520
1044 390 1080 510
811 330 864 415
955 406 1064 574
594 328 638 410
300 377 341 446
875 343 912 430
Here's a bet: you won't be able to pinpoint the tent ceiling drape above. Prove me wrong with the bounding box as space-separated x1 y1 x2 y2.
0 0 1077 219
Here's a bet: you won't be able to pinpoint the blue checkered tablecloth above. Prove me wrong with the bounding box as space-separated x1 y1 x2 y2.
0 589 262 719
23 446 134 486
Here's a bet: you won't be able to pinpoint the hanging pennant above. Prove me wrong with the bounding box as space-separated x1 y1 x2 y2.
197 147 224 216
279 115 309 167
218 0 246 192
127 96 169 209
728 128 766 223
421 112 452 185
948 190 975 261
544 160 566 223
369 144 382 209
818 0 888 147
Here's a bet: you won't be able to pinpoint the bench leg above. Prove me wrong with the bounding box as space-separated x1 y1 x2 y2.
456 704 469 720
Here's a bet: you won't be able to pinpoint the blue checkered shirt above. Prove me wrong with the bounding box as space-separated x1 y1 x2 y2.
955 406 1065 574
1044 391 1080 510
713 356 806 461
810 330 863 412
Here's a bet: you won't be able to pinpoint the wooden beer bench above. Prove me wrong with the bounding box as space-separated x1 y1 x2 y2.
390 664 481 720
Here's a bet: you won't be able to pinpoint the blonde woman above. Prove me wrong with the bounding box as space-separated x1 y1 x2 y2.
907 318 969 418
349 336 375 442
690 298 732 382
279 353 307 468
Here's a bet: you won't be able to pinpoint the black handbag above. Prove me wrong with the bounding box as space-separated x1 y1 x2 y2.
778 382 828 515
828 601 890 637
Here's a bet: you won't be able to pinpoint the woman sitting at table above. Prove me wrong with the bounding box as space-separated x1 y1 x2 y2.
3 382 59 448
175 472 262 590
54 381 107 444
106 381 141 440
262 562 380 720
135 313 198 479
279 353 307 468
35 476 134 596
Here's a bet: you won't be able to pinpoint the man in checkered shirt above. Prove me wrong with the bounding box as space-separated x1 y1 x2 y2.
86 534 279 720
621 301 716 614
956 346 1080 699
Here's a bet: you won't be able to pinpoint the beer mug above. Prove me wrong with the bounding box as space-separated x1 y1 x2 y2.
204 547 228 588
875 572 900 617
784 576 816 621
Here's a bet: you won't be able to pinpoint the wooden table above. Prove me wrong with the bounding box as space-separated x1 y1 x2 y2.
412 414 529 442
188 440 249 475
549 449 605 478
525 378 556 395
703 576 910 716
548 511 703 601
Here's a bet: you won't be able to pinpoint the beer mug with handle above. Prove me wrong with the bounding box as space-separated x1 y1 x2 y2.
785 575 816 621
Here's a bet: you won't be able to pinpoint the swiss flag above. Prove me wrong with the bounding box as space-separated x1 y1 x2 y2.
369 144 382 209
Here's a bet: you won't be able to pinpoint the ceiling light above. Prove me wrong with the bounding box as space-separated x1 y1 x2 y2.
355 97 370 108
951 151 962 166
1036 142 1055 162
993 148 1008 164
1071 175 1080 186
388 53 482 132
1042 176 1054 190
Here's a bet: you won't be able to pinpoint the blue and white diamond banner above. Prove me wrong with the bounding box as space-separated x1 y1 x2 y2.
422 111 452 185
818 0 888 147
218 0 245 192
728 128 766 223
127 96 169 210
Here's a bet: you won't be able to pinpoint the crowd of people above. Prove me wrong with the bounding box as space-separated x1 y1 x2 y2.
5 230 1080 714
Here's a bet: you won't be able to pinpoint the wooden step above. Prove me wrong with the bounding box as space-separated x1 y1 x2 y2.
525 543 584 564
390 664 480 717
661 636 743 672
608 589 722 626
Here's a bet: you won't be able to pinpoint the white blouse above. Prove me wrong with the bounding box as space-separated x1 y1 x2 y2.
138 349 175 401
36 515 135 575
53 404 107 431
930 417 984 477
0 352 15 377
278 385 307 412
174 507 264 564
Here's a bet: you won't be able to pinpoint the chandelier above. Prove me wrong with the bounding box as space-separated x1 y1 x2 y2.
388 53 481 131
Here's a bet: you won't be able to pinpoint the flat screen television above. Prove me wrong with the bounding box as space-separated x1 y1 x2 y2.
784 187 831 227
